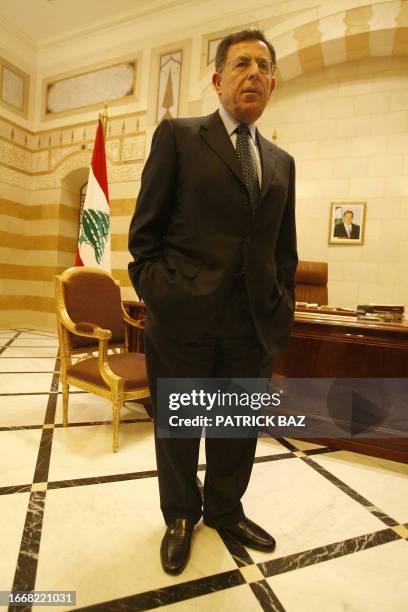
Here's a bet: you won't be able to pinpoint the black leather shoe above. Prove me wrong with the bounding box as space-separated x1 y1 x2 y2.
219 517 276 552
160 518 194 575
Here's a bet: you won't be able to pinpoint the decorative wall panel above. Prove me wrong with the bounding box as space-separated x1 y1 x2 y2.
0 113 146 190
0 58 29 118
2 67 24 110
105 140 121 163
50 146 79 168
207 38 222 66
156 51 182 122
0 141 29 171
122 136 145 161
43 57 139 119
29 151 49 173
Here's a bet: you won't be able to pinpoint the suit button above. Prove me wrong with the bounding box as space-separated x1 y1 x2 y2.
245 236 251 244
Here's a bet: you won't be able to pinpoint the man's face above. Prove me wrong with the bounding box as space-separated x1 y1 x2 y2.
212 39 275 124
344 212 353 224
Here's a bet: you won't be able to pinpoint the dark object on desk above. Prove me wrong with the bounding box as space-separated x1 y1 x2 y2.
295 260 328 305
357 304 404 322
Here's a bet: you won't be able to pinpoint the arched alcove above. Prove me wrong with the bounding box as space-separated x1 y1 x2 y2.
59 166 89 266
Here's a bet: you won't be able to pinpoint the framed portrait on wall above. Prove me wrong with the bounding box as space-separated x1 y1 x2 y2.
328 201 366 245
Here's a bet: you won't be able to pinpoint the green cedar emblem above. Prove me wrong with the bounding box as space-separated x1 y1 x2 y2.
79 209 110 264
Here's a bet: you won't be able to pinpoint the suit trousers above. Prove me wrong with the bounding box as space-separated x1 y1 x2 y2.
144 279 274 527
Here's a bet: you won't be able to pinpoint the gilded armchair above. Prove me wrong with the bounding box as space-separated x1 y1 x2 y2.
55 266 150 452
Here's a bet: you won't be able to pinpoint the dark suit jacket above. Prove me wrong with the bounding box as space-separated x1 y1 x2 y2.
128 110 297 357
333 222 360 239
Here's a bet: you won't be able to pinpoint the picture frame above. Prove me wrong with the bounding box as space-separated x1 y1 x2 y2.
328 201 366 245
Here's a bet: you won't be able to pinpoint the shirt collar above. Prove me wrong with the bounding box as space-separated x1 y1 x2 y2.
219 106 257 145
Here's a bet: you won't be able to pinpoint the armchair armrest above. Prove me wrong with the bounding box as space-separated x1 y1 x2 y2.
72 321 121 389
121 303 145 329
58 302 112 341
74 321 112 341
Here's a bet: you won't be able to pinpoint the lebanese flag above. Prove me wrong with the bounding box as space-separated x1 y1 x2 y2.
75 118 111 271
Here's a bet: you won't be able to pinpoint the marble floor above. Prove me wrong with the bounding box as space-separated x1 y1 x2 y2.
1 329 408 611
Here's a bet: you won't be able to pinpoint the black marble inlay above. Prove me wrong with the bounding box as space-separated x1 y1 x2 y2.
303 447 334 456
118 417 152 424
217 531 255 567
9 490 46 609
31 360 59 482
300 456 399 526
0 484 32 496
53 417 152 428
0 424 43 432
47 469 159 491
75 569 246 611
50 357 60 392
369 510 399 527
259 528 401 578
250 579 286 612
33 428 54 483
254 452 295 464
195 474 255 567
274 437 298 452
0 331 20 356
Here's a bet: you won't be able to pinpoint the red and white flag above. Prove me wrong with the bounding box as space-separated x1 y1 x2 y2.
75 117 111 271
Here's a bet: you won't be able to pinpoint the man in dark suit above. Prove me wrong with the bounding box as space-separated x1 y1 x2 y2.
128 28 297 575
334 210 360 239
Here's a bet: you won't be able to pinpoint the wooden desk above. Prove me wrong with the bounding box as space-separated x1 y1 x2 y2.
274 312 408 463
124 302 408 462
275 311 408 378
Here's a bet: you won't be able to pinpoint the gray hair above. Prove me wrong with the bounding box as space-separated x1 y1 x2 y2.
215 27 276 73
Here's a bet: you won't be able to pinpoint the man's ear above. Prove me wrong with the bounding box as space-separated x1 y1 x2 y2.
212 72 222 96
269 77 276 97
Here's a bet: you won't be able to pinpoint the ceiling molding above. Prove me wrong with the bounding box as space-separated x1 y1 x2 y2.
0 15 36 49
1 0 204 51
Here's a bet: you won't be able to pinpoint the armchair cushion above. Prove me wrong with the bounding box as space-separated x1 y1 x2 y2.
67 352 148 390
64 272 125 349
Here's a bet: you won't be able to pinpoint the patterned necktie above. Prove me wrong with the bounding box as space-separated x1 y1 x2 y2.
235 123 260 213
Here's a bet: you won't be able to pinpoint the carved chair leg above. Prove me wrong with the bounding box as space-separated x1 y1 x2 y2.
112 402 122 453
62 383 69 426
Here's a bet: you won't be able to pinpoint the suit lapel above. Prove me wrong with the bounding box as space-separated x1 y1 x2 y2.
257 131 277 201
200 112 278 206
200 111 246 190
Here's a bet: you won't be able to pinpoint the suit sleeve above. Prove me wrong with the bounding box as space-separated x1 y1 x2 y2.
276 155 298 304
128 119 177 299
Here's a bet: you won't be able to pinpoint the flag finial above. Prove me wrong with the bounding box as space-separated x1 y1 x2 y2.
99 99 109 141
